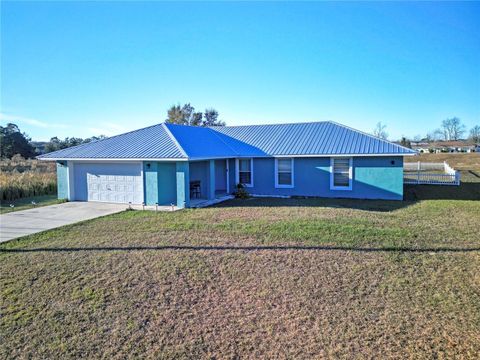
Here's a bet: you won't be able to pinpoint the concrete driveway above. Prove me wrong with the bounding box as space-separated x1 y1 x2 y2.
0 202 127 243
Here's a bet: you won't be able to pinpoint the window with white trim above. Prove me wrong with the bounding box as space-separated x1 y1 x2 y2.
238 159 253 187
330 157 352 190
275 158 294 188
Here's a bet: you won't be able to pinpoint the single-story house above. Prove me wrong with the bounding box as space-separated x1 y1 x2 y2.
38 121 416 207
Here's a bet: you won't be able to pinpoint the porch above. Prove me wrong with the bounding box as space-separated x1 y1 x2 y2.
186 159 232 207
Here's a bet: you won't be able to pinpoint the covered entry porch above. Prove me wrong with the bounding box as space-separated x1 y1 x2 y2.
187 159 232 207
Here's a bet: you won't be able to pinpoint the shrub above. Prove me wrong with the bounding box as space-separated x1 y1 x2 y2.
233 183 250 199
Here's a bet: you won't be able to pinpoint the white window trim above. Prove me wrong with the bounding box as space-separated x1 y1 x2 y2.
330 157 353 191
274 158 294 188
235 158 254 187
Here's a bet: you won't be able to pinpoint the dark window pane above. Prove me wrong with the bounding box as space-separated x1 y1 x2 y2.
239 172 251 184
334 173 350 187
278 172 292 185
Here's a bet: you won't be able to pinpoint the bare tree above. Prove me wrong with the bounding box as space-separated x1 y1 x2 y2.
441 117 465 140
470 125 480 143
372 122 388 140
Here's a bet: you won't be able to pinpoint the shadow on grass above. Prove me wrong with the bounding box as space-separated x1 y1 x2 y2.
404 181 480 201
2 245 479 253
213 197 415 212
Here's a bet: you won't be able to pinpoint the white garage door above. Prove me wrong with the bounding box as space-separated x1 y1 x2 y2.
73 162 144 204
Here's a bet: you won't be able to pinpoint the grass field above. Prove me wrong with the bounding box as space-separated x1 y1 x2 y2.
404 152 480 171
1 153 479 358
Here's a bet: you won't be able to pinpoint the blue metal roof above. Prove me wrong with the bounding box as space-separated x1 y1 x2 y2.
211 121 415 156
164 124 238 159
38 121 415 160
165 123 267 159
37 124 186 160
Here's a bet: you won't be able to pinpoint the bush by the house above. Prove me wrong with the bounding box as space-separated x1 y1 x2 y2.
233 183 250 199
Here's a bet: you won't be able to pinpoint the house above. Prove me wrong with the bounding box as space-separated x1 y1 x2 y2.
410 142 431 153
429 141 477 153
412 140 478 153
37 121 416 207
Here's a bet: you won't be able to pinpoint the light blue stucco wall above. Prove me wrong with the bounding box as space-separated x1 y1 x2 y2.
144 162 159 205
56 161 68 199
244 156 404 200
158 163 177 205
144 161 177 205
176 162 190 208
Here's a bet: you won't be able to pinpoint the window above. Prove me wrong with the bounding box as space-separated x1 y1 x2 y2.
330 157 352 190
275 158 294 188
237 159 253 187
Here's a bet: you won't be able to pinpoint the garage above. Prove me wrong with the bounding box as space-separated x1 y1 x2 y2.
72 162 144 204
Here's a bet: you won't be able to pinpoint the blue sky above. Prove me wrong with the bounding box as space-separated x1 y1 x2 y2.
1 1 479 141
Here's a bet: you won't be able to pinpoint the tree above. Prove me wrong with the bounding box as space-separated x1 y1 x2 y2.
166 103 225 126
426 129 445 142
400 137 412 149
469 125 480 143
0 123 36 159
166 103 203 126
441 117 465 141
373 122 388 140
43 135 107 154
166 105 184 125
203 108 225 126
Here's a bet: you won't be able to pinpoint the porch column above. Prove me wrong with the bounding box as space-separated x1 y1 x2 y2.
176 161 190 208
208 160 215 200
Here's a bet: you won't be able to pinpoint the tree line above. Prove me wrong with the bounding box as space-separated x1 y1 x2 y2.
0 123 107 159
373 117 480 146
165 103 225 126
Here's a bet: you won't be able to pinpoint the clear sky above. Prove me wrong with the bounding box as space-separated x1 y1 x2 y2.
1 1 479 141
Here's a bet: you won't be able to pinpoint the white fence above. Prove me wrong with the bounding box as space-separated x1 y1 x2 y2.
404 161 460 186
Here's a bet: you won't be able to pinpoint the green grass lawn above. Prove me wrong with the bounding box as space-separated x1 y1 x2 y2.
1 194 479 358
0 194 65 214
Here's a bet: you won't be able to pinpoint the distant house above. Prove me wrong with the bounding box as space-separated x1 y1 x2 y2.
411 142 431 153
38 121 416 206
412 140 477 153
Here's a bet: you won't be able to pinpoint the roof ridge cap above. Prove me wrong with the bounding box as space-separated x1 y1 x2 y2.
209 127 240 156
162 123 189 158
220 121 329 129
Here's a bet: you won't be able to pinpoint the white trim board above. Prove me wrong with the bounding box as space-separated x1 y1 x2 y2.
235 158 254 187
271 153 415 158
38 153 415 162
330 157 353 191
38 158 188 162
